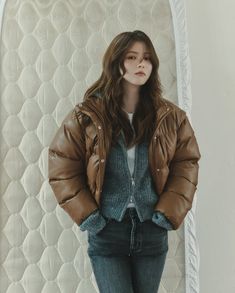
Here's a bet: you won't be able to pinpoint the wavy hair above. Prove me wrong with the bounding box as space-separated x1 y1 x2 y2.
83 30 163 148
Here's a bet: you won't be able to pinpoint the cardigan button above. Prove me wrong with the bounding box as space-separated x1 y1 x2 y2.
156 168 160 172
79 103 83 107
98 125 102 130
100 159 105 163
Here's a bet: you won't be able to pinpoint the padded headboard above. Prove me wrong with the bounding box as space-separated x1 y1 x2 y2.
0 1 193 292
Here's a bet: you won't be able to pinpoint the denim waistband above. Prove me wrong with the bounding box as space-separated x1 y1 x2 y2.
123 207 140 221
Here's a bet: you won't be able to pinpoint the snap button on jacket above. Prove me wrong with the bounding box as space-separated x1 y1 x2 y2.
48 97 201 230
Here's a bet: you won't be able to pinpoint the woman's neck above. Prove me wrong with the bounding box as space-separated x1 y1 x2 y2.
122 81 140 113
122 93 139 113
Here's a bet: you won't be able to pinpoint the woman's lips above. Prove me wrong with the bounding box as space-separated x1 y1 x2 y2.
135 72 145 76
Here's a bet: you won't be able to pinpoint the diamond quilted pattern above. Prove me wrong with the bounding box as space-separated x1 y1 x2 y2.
22 230 45 263
51 1 71 33
18 67 41 99
37 83 60 114
18 35 41 65
2 51 23 82
39 247 62 280
2 84 25 115
34 18 57 49
75 245 93 279
3 148 27 179
56 206 75 229
39 182 57 213
86 32 107 63
22 165 43 196
102 15 122 44
36 50 58 82
71 49 91 81
41 282 61 293
155 33 174 62
162 259 182 291
70 17 91 49
3 247 28 281
18 3 39 33
2 116 25 146
38 147 50 179
37 115 58 146
21 197 43 229
152 0 172 30
2 18 23 49
7 283 25 293
57 264 80 292
22 264 45 293
58 230 79 262
118 1 137 29
84 1 106 30
40 213 62 245
3 214 28 246
0 201 10 231
19 132 42 163
54 99 74 124
0 266 10 292
54 66 75 97
53 34 75 64
20 99 42 130
77 281 97 293
0 232 10 263
168 231 181 258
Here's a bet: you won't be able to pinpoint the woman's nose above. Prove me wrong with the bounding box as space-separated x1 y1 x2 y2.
137 58 145 67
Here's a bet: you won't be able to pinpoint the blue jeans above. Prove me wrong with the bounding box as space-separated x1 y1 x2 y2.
87 207 168 293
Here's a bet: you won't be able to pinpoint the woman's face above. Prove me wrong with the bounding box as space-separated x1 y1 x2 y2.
120 41 153 86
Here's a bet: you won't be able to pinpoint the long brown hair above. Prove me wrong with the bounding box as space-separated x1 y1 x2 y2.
83 30 163 148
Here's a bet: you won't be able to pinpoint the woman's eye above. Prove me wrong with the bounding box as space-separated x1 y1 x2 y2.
126 56 150 61
127 56 135 59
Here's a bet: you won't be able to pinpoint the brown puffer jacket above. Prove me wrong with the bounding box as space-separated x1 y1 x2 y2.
48 96 201 230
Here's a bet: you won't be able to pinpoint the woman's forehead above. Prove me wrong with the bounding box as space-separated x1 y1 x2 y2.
126 41 150 54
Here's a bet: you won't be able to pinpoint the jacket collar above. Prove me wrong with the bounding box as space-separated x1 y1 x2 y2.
78 95 173 126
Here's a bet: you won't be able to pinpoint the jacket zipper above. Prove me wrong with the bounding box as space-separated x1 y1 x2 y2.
121 134 137 205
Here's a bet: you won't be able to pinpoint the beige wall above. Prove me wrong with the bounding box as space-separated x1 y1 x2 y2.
185 0 235 292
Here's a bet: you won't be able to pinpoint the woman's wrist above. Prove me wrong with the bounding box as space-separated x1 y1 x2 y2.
152 211 174 230
79 209 109 235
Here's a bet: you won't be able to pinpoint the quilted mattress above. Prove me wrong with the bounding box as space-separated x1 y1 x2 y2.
0 0 186 292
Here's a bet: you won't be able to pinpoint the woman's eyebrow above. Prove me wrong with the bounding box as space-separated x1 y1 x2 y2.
126 51 150 54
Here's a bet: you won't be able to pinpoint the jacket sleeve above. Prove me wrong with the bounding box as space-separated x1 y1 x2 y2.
152 211 174 230
155 113 201 230
79 209 110 235
48 107 100 226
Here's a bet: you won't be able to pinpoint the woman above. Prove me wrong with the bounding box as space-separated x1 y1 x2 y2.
48 30 201 293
